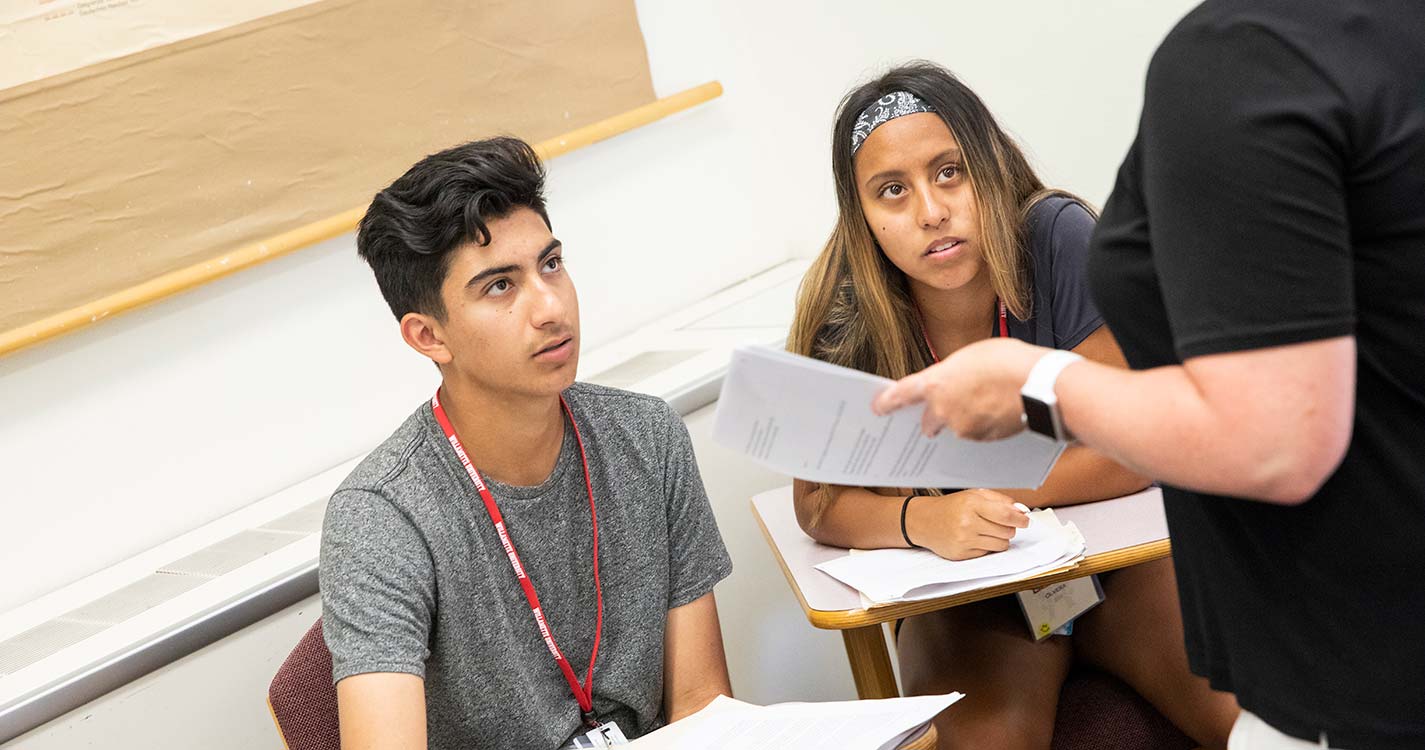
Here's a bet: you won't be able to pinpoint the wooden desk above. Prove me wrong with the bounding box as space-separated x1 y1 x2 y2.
752 486 1171 700
899 722 936 749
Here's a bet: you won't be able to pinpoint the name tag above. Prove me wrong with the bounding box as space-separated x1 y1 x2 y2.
1016 575 1104 641
570 721 629 748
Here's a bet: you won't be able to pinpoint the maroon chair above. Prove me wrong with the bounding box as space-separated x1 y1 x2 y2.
1051 667 1196 750
268 618 341 750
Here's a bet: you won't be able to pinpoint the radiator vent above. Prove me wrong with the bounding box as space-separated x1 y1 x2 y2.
0 522 309 679
0 621 106 677
586 350 701 389
260 499 329 535
62 573 205 625
158 529 302 578
680 277 799 330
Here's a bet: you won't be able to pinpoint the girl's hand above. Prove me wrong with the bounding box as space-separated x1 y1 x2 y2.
907 489 1030 560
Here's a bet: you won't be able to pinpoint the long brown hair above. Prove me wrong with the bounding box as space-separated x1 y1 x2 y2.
789 61 1089 380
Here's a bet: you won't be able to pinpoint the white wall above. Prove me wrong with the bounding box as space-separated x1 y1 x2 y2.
0 0 1199 725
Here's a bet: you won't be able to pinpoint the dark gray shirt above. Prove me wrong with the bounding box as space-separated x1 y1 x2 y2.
319 382 732 750
1005 195 1103 351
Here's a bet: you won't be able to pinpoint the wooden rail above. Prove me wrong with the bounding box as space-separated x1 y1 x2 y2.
0 81 724 358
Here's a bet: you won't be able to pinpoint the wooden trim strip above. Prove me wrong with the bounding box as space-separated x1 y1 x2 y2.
0 81 724 358
265 698 294 750
804 539 1172 630
899 724 938 750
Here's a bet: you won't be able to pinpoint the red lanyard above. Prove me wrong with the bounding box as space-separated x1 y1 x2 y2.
920 297 1008 362
430 389 605 727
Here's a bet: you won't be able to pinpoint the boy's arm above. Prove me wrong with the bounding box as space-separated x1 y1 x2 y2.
321 489 436 750
662 592 731 723
336 672 427 750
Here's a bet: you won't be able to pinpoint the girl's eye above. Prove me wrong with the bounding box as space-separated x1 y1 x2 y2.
880 183 905 199
939 165 960 181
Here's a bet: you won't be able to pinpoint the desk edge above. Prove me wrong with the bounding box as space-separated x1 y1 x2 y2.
803 539 1173 630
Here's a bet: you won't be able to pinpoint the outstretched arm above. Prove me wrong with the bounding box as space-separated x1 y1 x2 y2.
873 335 1355 505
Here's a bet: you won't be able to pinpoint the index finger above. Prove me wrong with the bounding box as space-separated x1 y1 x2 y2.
872 371 929 416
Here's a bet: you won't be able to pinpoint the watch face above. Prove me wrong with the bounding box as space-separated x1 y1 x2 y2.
1023 397 1057 439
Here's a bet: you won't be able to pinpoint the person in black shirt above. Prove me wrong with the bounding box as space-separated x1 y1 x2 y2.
872 2 1425 748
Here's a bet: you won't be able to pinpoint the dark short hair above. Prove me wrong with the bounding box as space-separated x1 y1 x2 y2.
356 137 550 320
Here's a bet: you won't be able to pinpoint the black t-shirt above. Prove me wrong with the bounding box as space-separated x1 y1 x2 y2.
1088 2 1425 747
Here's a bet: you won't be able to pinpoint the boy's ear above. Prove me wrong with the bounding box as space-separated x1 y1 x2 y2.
400 312 454 365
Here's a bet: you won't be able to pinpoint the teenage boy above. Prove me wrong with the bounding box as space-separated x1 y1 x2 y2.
319 137 733 750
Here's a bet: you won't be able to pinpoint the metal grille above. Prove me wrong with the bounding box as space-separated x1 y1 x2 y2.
62 573 206 625
586 350 700 389
260 499 329 535
680 277 799 330
158 529 301 577
0 620 106 676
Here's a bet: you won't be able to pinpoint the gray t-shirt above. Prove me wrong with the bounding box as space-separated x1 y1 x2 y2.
319 382 733 750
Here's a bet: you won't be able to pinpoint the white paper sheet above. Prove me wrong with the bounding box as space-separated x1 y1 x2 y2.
628 693 963 750
815 511 1085 604
713 346 1066 489
860 524 1087 606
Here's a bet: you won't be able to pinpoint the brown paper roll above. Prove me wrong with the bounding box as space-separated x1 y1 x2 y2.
0 0 657 351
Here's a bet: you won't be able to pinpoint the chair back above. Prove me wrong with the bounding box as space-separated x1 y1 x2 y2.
268 618 341 750
1051 667 1195 750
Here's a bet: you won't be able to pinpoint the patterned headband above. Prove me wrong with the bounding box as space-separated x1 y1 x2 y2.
851 91 936 155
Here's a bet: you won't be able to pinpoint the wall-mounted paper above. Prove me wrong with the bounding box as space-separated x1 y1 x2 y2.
0 0 654 337
0 0 322 92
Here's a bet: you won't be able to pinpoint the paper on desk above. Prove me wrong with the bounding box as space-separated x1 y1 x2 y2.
713 346 1066 489
816 510 1083 603
628 693 963 750
856 522 1087 606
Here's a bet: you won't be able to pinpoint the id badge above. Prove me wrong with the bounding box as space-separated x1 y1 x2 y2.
571 721 628 748
1016 575 1104 641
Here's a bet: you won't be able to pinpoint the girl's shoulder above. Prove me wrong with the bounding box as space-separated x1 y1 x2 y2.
1020 194 1103 350
1026 195 1095 264
1027 194 1093 233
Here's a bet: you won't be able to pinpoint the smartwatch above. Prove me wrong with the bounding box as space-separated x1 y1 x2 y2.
1020 350 1084 442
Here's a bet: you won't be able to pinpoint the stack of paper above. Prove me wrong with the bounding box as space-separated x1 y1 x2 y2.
628 693 963 750
713 346 1066 489
816 509 1086 605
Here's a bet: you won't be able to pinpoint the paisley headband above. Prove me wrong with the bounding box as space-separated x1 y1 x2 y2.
851 91 936 155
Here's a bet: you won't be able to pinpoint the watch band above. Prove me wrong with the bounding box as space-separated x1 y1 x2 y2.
1021 350 1085 442
1023 349 1085 400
